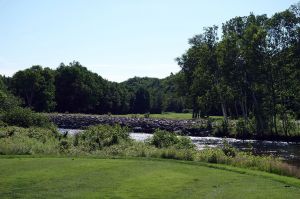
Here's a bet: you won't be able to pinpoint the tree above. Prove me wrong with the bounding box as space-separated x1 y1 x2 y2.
11 66 56 112
55 61 107 113
131 87 150 114
176 3 300 136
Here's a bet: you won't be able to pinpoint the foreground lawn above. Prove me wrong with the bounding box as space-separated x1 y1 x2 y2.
0 157 300 199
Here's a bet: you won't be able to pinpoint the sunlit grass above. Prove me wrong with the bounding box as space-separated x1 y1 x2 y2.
0 157 300 198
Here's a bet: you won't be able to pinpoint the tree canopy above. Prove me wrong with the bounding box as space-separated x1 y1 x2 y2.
176 3 300 135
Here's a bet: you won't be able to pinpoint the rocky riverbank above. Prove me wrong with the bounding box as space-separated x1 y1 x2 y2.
48 113 211 136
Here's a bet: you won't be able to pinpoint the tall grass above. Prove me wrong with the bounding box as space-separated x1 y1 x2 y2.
0 126 60 155
0 125 299 178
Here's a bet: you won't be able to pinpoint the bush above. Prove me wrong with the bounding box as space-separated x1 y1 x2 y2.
74 125 130 152
213 120 230 137
235 118 252 139
0 126 60 155
144 112 150 118
222 140 236 157
150 129 178 148
206 118 213 131
0 91 20 112
149 129 195 150
276 112 297 136
1 107 53 128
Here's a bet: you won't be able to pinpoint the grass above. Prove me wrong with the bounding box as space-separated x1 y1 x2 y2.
113 112 226 121
49 112 224 120
114 112 225 120
113 112 193 120
1 125 300 178
0 157 300 199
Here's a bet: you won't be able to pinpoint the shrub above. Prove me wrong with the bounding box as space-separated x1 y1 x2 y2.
0 126 60 155
235 118 251 138
276 111 297 136
1 107 53 128
144 112 150 118
0 91 20 112
176 136 195 149
0 120 7 127
149 129 195 150
59 140 71 152
222 140 236 157
213 120 230 137
206 118 213 131
150 129 178 148
74 125 130 152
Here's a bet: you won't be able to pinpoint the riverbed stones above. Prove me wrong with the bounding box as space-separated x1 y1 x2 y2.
48 114 211 136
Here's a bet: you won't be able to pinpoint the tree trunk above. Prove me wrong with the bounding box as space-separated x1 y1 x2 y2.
221 102 228 123
234 101 239 118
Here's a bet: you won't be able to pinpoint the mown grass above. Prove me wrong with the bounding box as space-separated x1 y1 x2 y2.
0 157 300 199
1 125 299 178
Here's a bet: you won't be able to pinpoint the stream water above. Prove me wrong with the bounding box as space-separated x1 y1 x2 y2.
59 129 300 167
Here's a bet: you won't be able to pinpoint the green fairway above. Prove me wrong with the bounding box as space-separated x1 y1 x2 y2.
0 157 300 199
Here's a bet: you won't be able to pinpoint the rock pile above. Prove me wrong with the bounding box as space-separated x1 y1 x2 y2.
48 114 211 136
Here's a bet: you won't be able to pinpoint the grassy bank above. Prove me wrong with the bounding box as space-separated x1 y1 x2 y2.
1 125 300 178
113 112 225 120
0 157 300 199
113 112 194 120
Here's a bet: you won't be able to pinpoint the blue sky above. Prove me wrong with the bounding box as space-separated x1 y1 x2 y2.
0 0 297 82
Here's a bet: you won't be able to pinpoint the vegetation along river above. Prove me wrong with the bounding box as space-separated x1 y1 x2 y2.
59 129 300 167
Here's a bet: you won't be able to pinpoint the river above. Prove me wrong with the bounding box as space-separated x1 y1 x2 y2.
59 129 300 167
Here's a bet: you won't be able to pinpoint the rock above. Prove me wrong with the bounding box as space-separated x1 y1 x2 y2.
48 113 211 136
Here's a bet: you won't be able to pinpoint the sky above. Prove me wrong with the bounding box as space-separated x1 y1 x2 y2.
0 0 298 82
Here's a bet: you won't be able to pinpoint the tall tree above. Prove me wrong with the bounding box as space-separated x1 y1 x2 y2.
131 87 150 114
55 61 107 113
11 66 56 112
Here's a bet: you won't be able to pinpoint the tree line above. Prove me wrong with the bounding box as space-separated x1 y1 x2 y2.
1 2 299 137
1 62 185 115
176 2 300 135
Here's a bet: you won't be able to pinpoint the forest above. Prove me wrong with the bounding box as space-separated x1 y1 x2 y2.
0 62 182 114
0 2 299 136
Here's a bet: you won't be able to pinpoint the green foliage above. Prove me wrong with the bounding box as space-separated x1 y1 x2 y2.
276 105 298 136
0 75 6 91
149 129 195 149
222 140 237 157
55 62 107 113
176 2 300 135
5 63 189 115
144 112 150 118
0 124 299 178
11 65 56 112
122 76 187 114
73 125 130 151
0 126 60 155
1 107 53 128
131 87 150 114
0 90 20 112
55 61 130 114
213 120 230 137
235 118 252 138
